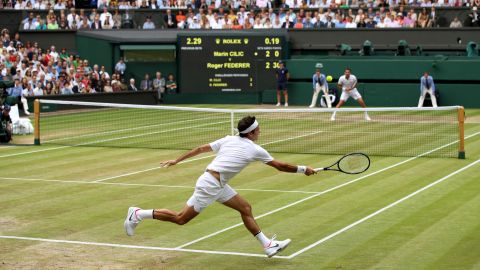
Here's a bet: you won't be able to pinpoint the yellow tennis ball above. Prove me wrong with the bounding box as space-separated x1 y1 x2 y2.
326 75 333 82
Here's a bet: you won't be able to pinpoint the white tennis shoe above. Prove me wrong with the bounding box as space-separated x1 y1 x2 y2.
276 103 281 106
285 103 288 107
365 115 372 121
124 206 141 236
264 235 291 258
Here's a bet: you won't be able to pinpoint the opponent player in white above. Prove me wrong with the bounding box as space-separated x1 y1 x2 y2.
124 116 316 258
331 67 371 121
309 63 332 108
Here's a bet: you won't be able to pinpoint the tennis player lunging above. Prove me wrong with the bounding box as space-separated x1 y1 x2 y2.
124 116 316 257
331 68 371 121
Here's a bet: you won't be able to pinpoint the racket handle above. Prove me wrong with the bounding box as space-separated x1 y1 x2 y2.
314 168 325 172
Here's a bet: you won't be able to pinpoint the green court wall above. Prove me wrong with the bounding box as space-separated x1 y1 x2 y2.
75 35 480 107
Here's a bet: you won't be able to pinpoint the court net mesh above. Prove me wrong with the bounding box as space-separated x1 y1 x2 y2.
36 100 463 158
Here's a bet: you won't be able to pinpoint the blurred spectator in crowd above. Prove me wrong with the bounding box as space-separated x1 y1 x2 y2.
102 15 114 29
189 16 202 28
165 73 177 94
113 9 122 29
176 10 187 28
34 0 47 9
143 15 156 29
6 78 30 115
54 0 66 10
450 16 463 27
80 83 96 93
36 19 47 30
122 10 134 28
102 79 113 92
466 7 479 26
47 18 59 29
417 8 431 28
92 14 103 29
33 85 44 96
23 15 37 30
128 78 138 91
281 17 294 28
22 83 34 98
153 71 165 101
115 57 126 77
164 9 178 28
79 17 91 29
67 8 81 29
99 65 110 79
61 81 74 94
140 73 152 91
99 7 113 25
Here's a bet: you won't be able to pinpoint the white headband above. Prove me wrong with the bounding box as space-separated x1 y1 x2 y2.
239 120 259 134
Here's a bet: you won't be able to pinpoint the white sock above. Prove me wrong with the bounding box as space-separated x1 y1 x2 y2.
135 209 153 220
255 231 270 248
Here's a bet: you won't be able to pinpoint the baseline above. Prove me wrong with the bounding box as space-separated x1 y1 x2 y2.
0 235 287 259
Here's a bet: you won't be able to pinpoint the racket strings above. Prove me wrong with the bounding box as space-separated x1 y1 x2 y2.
338 155 370 174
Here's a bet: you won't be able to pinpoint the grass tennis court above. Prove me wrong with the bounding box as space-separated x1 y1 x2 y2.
1 105 479 269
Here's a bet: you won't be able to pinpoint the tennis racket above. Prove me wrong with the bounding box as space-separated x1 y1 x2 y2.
314 153 370 174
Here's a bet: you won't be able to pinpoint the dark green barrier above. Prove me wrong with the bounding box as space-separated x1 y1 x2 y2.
285 57 480 81
262 82 479 108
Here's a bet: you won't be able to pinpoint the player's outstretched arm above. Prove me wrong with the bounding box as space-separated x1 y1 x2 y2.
160 144 212 168
266 160 316 176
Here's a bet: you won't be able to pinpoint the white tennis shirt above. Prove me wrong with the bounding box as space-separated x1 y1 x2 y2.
207 135 274 185
338 74 357 90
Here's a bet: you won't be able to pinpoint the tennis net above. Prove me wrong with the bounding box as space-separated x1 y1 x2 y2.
34 100 465 158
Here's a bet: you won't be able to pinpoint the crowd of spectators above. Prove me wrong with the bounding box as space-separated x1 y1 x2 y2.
1 0 480 10
12 5 480 30
0 29 166 101
0 0 478 30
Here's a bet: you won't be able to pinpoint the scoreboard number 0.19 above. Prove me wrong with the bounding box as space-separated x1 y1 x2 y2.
264 37 281 45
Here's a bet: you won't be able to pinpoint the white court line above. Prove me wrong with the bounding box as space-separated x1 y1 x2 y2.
1 160 478 260
287 158 480 259
174 131 480 249
92 130 324 183
1 133 479 259
0 120 229 159
0 235 287 259
91 154 216 183
0 176 319 195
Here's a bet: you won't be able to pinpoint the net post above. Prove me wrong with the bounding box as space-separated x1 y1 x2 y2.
34 99 40 145
230 111 235 135
458 106 465 159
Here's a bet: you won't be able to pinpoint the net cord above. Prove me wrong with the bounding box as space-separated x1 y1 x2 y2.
39 99 461 113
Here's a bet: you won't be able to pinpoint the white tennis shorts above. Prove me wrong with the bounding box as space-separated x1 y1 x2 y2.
187 172 237 213
340 88 362 101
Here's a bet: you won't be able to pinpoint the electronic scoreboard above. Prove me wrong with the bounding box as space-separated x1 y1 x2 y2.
178 33 286 93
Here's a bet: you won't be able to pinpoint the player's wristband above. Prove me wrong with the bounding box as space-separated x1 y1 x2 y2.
296 165 307 174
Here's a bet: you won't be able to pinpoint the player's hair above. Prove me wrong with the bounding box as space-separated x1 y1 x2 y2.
345 67 351 72
238 115 256 137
